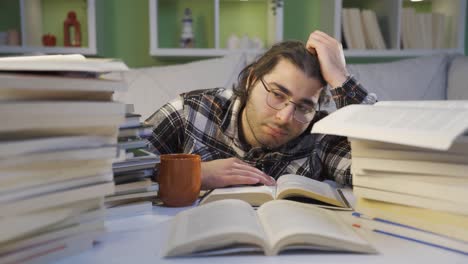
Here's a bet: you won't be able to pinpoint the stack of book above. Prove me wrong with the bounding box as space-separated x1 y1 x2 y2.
312 100 468 254
106 105 159 218
0 54 128 263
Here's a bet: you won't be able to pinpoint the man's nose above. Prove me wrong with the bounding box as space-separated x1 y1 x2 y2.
275 104 295 123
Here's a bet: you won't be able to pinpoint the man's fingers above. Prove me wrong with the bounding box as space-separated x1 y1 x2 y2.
232 162 275 185
219 175 260 187
229 168 275 186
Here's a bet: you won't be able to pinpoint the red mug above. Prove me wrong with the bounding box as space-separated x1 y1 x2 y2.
158 154 201 207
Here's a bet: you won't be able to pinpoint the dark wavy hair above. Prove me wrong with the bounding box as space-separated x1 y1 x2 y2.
233 41 330 109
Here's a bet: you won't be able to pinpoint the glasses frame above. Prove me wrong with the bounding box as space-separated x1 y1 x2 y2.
259 78 318 124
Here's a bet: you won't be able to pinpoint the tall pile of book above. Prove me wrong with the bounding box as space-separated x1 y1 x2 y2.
312 100 468 254
0 54 128 263
105 104 159 218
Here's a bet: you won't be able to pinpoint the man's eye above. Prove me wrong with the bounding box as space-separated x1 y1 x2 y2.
297 105 314 113
272 91 286 99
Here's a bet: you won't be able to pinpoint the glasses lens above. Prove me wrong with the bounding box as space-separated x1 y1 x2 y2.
265 86 317 124
294 110 316 123
266 89 288 110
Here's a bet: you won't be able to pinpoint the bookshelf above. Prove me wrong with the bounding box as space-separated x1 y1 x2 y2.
0 0 96 55
149 0 283 57
326 0 466 57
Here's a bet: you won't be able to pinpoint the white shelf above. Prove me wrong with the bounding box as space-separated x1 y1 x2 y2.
0 0 97 55
150 0 465 58
344 48 463 57
338 0 466 56
151 48 267 57
149 0 282 57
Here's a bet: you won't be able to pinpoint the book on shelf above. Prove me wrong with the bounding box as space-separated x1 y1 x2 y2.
355 198 468 243
0 54 128 73
199 174 351 210
163 199 376 257
345 8 367 50
361 9 386 50
341 8 355 49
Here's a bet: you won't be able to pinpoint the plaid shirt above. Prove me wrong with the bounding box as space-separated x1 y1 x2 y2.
146 76 369 186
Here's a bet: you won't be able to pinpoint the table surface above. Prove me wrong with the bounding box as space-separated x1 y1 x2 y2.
55 191 468 264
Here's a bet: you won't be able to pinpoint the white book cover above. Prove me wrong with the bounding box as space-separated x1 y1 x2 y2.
0 54 129 73
312 101 468 150
0 136 116 158
0 101 126 134
0 182 114 217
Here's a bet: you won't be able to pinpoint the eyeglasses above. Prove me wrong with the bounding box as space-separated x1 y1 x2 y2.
260 78 317 124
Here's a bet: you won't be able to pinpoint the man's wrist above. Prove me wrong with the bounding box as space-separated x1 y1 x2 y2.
330 74 351 90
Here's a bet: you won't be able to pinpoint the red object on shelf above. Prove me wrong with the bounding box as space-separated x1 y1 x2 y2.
63 11 81 47
42 33 56 46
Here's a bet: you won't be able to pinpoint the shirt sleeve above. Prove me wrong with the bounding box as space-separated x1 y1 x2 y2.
145 95 187 155
318 134 353 186
329 75 369 109
318 75 374 186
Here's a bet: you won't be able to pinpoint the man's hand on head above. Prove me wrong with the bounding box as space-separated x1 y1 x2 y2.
200 157 276 190
305 30 349 89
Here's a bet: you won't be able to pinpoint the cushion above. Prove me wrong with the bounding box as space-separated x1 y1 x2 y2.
113 53 247 120
347 54 450 101
447 55 468 100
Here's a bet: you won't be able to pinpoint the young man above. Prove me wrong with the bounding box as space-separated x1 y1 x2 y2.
146 31 375 189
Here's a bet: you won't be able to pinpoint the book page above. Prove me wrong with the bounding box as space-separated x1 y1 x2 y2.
163 199 268 257
199 185 275 206
312 104 468 150
257 200 375 255
276 174 345 208
375 100 468 109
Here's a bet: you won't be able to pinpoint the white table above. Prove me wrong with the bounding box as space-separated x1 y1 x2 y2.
55 201 467 264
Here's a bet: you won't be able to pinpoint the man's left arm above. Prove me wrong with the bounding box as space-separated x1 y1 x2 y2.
306 30 376 186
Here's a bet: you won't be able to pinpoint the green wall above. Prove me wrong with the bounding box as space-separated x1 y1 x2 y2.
1 0 467 66
98 0 468 67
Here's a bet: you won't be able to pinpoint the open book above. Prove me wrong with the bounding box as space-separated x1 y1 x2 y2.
163 199 376 257
199 174 351 210
311 100 468 151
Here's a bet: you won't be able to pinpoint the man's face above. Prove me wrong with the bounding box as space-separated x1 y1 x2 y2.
241 58 324 149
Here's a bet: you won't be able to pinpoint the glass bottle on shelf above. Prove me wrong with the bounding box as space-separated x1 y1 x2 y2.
180 8 194 48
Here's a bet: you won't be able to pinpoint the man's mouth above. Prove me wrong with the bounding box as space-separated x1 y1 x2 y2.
265 125 288 137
